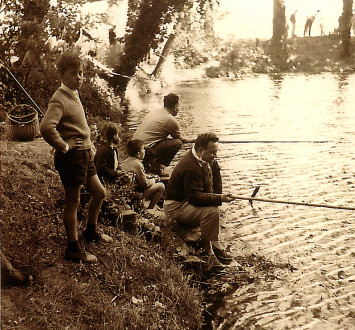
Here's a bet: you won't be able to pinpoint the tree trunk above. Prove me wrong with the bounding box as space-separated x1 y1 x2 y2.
271 0 288 69
150 14 183 78
109 0 168 93
340 0 353 57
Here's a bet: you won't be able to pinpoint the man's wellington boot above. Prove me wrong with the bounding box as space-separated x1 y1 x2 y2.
212 246 234 264
208 254 225 269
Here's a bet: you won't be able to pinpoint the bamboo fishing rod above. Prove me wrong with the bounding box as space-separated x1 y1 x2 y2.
1 60 45 117
219 140 329 144
230 194 355 211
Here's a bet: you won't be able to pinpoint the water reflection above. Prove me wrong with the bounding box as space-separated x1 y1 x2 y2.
127 73 355 329
269 73 284 101
334 72 349 106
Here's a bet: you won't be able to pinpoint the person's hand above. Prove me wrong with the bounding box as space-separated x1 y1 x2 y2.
67 136 83 150
221 192 234 203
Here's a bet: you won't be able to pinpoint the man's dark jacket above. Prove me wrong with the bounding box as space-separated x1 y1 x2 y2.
165 150 222 207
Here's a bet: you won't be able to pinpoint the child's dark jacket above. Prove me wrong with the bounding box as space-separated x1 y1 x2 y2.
94 142 119 183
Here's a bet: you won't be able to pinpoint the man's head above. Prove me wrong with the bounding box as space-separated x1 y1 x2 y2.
127 139 145 160
57 52 83 91
194 132 219 163
163 93 179 115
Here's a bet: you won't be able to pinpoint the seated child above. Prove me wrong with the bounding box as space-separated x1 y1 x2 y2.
121 139 165 209
94 122 121 183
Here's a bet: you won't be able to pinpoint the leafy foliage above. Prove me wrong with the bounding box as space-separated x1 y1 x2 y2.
110 0 218 93
0 0 123 122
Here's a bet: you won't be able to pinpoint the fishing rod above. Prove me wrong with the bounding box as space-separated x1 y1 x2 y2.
0 60 45 117
219 140 329 144
230 194 355 211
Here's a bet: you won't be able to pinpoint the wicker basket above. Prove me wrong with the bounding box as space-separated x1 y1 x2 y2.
5 104 39 141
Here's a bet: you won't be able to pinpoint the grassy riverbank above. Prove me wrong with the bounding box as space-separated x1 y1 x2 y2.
207 35 355 77
275 35 355 73
1 138 202 329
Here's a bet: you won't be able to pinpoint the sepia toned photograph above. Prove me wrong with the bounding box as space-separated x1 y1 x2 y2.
1 0 354 329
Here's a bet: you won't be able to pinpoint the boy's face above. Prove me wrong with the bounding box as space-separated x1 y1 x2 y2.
62 64 83 91
137 146 145 160
89 124 98 140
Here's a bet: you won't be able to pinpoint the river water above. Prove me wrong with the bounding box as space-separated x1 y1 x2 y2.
126 73 355 329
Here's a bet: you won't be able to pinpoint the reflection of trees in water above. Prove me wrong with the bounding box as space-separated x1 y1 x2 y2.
332 73 349 139
334 72 349 106
269 73 284 100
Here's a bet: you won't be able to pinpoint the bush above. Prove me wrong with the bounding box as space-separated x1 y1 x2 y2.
0 55 123 124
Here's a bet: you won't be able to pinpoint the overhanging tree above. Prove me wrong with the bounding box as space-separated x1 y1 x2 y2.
109 0 217 94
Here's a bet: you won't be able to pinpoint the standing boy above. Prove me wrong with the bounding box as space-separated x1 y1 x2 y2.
40 52 112 263
121 139 165 209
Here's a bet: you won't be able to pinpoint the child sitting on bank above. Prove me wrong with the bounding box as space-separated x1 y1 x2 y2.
121 139 165 209
94 122 121 183
94 122 133 186
40 51 112 264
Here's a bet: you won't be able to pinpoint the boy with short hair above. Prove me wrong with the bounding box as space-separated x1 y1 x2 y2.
40 52 112 263
121 139 165 209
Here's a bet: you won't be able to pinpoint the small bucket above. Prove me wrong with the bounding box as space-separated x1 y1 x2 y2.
5 104 39 141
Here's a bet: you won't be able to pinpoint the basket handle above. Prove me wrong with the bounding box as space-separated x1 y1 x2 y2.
7 112 38 125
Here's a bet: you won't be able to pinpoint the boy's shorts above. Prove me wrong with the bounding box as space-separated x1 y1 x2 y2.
54 148 96 186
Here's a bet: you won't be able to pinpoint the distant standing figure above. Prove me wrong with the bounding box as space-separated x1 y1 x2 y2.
290 10 297 37
320 17 325 36
109 26 117 46
304 14 317 37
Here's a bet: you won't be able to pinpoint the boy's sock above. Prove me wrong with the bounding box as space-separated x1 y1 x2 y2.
83 224 97 239
67 240 81 252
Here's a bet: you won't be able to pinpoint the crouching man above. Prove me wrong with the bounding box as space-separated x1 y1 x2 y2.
164 132 233 267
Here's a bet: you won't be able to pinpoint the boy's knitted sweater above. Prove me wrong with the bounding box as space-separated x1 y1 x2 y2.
40 88 91 152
